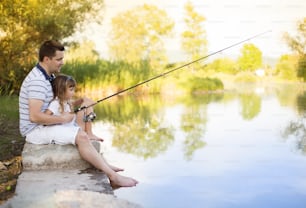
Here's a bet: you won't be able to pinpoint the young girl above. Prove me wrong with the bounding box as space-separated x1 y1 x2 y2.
45 74 103 142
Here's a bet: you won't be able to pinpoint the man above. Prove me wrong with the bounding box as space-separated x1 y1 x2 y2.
19 40 138 187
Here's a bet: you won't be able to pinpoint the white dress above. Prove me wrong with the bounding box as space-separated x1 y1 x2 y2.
48 98 77 126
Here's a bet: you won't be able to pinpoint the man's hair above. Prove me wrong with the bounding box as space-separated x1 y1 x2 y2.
39 40 65 62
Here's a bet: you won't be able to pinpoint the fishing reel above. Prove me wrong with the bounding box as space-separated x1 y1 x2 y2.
83 110 96 122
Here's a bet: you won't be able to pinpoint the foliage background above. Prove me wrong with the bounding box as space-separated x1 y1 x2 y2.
0 1 305 96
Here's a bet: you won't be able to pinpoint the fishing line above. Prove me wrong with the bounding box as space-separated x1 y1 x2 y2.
75 30 271 113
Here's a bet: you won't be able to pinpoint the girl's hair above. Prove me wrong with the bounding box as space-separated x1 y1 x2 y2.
51 74 76 113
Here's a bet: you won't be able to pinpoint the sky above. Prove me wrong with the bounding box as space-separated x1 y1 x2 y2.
81 0 306 62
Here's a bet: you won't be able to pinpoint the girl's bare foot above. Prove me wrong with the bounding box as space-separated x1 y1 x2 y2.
89 134 104 142
109 164 124 172
110 174 138 188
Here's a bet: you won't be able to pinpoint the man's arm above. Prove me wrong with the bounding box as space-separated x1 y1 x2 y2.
29 99 74 125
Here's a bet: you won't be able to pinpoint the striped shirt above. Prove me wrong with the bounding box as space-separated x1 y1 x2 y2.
19 65 54 137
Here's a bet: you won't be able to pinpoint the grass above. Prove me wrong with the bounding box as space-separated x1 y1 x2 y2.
61 60 154 94
0 96 24 161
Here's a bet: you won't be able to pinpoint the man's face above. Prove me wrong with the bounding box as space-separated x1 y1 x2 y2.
45 50 64 74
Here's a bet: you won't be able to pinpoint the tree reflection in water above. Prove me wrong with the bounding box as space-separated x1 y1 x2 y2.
179 93 223 160
112 114 175 159
94 93 225 160
282 91 306 153
94 84 305 159
180 106 207 161
239 93 261 120
94 95 175 159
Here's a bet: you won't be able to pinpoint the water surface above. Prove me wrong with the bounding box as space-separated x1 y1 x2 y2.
93 83 306 208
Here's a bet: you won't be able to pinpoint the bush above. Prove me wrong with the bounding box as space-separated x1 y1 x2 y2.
234 72 258 83
184 77 224 93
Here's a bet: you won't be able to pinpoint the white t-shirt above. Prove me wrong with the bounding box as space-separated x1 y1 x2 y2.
48 98 77 126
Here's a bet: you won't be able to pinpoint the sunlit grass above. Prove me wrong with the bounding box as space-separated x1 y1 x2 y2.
62 59 160 96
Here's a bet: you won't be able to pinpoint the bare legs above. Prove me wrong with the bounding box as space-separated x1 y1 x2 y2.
74 97 136 187
75 130 138 187
75 98 103 141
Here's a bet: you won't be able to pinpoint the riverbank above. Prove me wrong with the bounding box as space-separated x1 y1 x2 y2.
1 142 142 208
0 94 142 206
0 96 24 204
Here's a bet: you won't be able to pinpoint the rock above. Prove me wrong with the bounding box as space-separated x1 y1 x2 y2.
2 170 142 208
22 141 101 170
2 141 143 208
53 190 143 208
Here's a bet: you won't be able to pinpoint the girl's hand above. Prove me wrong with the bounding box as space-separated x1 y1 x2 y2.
60 112 75 123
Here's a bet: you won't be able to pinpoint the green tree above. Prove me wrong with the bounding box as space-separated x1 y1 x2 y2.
297 55 306 81
283 17 306 81
284 18 306 56
0 0 104 95
207 58 237 74
65 40 99 62
275 54 298 80
109 4 174 69
181 1 207 68
237 43 262 72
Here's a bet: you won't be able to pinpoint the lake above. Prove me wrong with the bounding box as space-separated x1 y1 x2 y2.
92 83 306 208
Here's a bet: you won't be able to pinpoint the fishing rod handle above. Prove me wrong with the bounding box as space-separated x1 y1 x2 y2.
74 106 87 113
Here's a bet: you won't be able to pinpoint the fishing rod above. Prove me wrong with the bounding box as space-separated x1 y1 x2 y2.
75 30 271 113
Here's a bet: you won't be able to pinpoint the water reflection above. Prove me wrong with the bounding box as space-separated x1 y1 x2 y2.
112 115 175 159
94 93 226 160
283 114 306 153
180 105 207 161
93 84 306 157
296 91 306 114
94 95 175 159
239 93 261 120
179 94 225 159
282 91 306 153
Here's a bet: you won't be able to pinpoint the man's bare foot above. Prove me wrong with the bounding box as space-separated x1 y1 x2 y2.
110 174 138 188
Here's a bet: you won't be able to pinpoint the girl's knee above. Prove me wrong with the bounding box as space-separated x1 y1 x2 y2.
76 130 89 143
82 97 95 106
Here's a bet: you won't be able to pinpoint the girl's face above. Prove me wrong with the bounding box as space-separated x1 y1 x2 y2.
65 86 75 100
